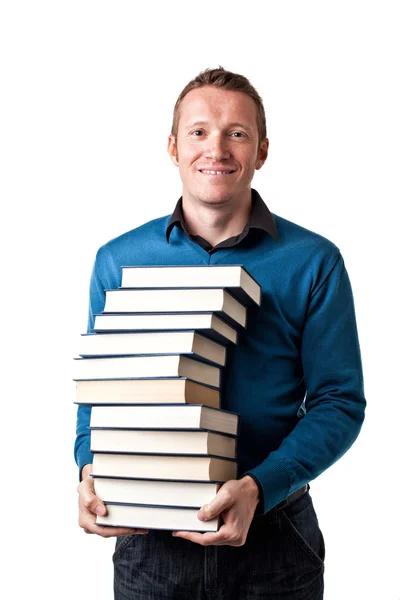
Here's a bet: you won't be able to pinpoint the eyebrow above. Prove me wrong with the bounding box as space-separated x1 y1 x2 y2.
184 120 252 132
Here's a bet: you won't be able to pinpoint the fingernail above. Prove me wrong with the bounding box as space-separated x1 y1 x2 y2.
94 504 105 516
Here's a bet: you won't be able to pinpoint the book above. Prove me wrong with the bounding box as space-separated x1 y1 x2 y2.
90 429 236 458
93 312 238 345
73 355 221 388
75 378 220 408
89 404 240 436
92 452 237 482
96 502 219 532
92 476 221 507
103 288 247 328
121 265 261 306
78 330 226 366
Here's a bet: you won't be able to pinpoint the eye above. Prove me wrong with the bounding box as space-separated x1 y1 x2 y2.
230 131 246 138
190 130 204 137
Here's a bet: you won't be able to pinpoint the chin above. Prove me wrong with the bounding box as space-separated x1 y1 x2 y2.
199 194 233 206
184 182 243 207
194 186 236 205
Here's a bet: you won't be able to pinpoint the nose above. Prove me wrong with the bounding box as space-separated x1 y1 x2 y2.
204 134 230 161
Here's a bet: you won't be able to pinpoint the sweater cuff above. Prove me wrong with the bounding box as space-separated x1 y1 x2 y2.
244 456 292 515
76 447 93 481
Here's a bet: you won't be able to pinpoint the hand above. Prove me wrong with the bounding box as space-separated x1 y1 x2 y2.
77 464 149 538
172 475 259 546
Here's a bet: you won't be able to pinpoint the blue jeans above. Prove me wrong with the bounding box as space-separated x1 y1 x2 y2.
113 489 325 599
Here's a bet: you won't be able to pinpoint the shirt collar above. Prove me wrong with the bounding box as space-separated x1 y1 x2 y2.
165 188 278 243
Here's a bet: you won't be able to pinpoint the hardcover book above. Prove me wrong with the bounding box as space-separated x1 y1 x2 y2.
92 476 221 508
73 354 221 388
92 452 238 482
120 264 261 306
89 404 239 436
96 502 220 532
90 428 237 458
79 330 226 366
93 312 239 345
103 288 247 328
75 378 220 408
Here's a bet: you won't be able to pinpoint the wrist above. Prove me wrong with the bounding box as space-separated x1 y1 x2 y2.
241 475 260 503
81 463 93 481
240 473 265 515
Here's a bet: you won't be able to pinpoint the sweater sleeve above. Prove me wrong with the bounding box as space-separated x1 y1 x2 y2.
245 252 366 514
73 252 107 476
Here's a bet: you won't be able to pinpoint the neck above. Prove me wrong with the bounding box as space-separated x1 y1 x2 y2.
181 189 252 247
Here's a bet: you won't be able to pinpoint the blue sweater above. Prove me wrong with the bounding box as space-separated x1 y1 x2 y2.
74 205 365 514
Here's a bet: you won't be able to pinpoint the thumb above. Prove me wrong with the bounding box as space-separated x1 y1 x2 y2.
90 480 107 516
198 491 230 521
89 486 107 516
93 501 106 516
79 477 107 516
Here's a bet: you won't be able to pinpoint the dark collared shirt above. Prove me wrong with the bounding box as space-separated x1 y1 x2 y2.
166 189 278 253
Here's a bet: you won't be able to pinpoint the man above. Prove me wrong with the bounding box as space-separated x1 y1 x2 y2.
76 67 365 599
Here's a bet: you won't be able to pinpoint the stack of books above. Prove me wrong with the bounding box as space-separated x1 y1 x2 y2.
73 265 261 532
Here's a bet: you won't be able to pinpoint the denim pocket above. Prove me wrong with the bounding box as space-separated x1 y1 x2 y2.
112 534 137 562
280 494 325 569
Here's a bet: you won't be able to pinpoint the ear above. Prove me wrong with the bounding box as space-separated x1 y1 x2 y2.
167 134 179 166
255 138 269 170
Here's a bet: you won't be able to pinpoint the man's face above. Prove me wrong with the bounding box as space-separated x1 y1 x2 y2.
168 86 268 207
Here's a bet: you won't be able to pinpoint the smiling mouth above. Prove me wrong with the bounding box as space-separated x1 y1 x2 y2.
199 169 236 175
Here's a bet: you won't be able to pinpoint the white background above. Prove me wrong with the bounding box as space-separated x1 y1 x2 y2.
1 1 399 598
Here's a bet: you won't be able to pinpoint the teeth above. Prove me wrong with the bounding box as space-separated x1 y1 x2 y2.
201 170 232 175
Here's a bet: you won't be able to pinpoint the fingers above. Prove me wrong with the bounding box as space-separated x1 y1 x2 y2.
78 475 106 518
198 485 233 522
172 523 245 547
172 480 253 547
172 530 221 545
80 504 149 537
87 524 149 538
79 499 150 537
77 474 149 538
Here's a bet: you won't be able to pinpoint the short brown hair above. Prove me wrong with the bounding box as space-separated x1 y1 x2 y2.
171 67 267 148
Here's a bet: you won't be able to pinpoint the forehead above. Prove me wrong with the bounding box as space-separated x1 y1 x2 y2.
178 86 258 129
